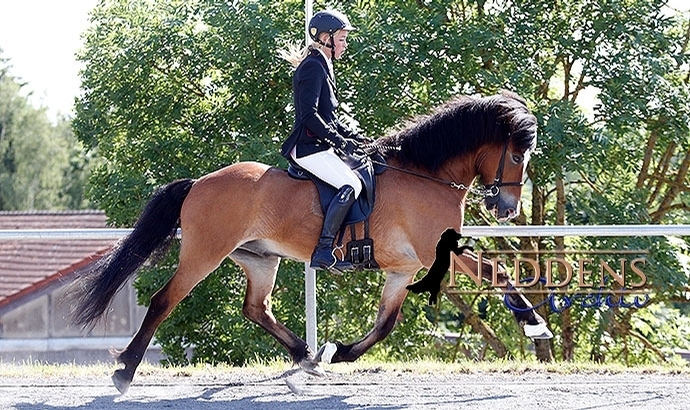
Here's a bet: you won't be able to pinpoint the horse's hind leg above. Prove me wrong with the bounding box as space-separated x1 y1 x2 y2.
111 250 222 394
232 250 316 372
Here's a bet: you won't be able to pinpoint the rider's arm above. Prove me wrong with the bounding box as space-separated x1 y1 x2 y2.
294 59 349 150
336 123 372 144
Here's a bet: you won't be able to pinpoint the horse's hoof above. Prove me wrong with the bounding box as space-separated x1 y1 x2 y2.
285 377 305 395
298 359 326 377
524 323 553 339
314 342 338 364
112 369 131 395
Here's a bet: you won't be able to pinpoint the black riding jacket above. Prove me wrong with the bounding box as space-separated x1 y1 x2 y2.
280 48 357 159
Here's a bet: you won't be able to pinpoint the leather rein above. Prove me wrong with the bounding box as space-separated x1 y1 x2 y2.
367 140 523 202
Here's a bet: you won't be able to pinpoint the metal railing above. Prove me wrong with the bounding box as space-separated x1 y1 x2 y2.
3 224 689 353
2 224 689 240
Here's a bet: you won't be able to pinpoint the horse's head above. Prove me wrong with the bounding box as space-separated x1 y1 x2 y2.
478 140 532 221
476 92 537 222
375 90 537 222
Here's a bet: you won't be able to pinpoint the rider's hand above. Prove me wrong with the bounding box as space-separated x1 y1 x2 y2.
353 133 374 144
342 139 361 155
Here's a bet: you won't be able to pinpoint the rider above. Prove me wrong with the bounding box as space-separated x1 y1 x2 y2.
280 10 370 271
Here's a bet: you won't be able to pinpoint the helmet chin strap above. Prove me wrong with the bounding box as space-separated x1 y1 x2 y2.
316 34 336 60
328 33 335 60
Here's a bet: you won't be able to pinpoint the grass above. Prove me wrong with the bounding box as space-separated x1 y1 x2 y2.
1 357 688 379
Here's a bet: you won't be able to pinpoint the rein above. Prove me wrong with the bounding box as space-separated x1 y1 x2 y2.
370 159 494 197
368 140 523 201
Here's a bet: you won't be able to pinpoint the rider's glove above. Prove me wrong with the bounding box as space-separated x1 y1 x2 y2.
341 138 360 155
352 133 374 144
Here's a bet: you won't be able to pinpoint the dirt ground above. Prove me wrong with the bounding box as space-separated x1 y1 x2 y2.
1 364 689 409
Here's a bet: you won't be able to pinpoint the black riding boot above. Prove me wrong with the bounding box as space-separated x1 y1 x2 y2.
310 185 356 271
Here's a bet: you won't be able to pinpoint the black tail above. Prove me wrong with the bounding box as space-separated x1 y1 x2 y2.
70 179 195 328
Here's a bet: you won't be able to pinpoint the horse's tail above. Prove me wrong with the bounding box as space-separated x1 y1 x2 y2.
70 178 195 329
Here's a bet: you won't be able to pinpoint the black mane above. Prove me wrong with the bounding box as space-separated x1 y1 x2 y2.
375 91 537 172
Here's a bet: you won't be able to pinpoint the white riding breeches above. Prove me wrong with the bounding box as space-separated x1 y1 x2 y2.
290 147 363 198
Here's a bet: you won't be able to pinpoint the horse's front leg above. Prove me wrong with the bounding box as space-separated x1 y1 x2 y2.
316 271 412 364
470 253 553 339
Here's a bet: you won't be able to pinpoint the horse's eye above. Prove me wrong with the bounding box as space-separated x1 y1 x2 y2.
511 154 524 164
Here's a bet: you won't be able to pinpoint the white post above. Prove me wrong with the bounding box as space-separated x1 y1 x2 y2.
304 0 317 354
305 263 317 352
305 0 313 47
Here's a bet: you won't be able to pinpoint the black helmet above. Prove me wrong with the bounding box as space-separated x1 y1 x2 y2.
308 10 356 42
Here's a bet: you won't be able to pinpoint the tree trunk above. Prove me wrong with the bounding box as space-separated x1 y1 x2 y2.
635 129 657 189
651 148 690 222
556 177 574 361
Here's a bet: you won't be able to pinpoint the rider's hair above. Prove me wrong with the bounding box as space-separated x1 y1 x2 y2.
277 34 332 69
277 42 310 68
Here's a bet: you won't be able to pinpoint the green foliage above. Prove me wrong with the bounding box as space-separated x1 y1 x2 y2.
75 0 300 224
76 0 690 366
0 58 91 210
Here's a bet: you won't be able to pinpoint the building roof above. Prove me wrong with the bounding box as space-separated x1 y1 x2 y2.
0 210 113 314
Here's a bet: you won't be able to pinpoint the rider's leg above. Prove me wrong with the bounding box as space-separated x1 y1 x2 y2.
291 148 363 269
291 148 363 198
310 185 355 269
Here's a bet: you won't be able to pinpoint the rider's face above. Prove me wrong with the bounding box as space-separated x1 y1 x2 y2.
331 31 349 60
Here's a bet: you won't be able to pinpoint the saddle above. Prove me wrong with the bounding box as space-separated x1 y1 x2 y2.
287 151 386 270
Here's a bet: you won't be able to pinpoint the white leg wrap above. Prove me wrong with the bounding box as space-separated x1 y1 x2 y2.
524 323 554 339
320 342 338 364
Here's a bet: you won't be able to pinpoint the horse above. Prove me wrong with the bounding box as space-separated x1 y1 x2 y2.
69 90 550 394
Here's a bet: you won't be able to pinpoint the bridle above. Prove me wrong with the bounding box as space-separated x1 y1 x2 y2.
368 140 524 203
482 140 525 206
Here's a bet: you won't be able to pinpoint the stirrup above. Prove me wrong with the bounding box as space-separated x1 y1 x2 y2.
330 244 353 273
329 259 354 274
309 257 353 273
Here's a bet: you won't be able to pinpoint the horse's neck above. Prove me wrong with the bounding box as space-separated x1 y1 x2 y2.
436 156 476 191
377 158 471 226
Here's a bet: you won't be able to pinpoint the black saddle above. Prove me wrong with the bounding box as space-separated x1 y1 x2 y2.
287 151 386 270
287 152 383 225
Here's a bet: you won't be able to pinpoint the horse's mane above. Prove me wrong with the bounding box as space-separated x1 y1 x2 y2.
374 91 538 172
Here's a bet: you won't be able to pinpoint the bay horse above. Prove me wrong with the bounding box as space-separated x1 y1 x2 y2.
70 90 549 394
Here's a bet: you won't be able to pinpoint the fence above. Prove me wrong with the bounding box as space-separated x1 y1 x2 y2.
2 224 690 353
3 224 690 240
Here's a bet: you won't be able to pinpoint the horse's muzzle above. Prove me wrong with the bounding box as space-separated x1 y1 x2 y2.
485 194 520 222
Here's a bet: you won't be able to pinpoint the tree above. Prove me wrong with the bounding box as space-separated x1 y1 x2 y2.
506 0 690 363
75 0 690 365
0 55 91 210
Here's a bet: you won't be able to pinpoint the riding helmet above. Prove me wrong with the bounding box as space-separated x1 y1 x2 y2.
308 10 357 42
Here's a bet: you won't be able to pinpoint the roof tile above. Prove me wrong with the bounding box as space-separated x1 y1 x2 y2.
0 211 114 308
